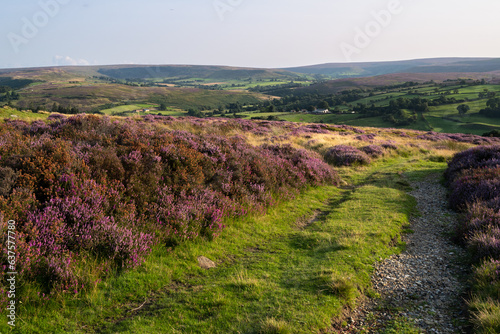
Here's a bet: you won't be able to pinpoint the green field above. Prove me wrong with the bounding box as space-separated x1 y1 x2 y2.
100 104 158 115
0 106 49 122
269 82 500 135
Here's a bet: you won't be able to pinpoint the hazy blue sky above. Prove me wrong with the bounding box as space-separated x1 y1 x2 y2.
1 0 499 69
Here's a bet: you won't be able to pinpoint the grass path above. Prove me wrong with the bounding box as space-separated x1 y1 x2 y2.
336 174 470 333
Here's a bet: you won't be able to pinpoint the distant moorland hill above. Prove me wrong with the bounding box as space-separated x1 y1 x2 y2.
284 57 500 79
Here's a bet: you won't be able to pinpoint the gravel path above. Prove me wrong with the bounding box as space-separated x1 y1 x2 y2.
335 175 470 333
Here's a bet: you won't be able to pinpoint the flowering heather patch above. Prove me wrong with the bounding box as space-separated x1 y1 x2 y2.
47 114 67 121
355 134 377 142
417 131 500 145
291 124 331 135
360 145 385 158
446 146 500 290
0 115 339 296
445 146 500 184
448 167 500 210
468 229 500 261
262 144 340 187
329 124 365 134
457 199 500 242
324 145 371 167
381 141 398 150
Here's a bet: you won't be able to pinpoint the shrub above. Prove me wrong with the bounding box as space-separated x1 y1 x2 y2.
324 145 371 167
381 141 398 150
360 145 385 158
469 229 500 261
418 131 500 146
445 146 500 184
474 259 500 288
355 134 376 142
448 167 500 210
445 145 500 333
0 167 17 197
457 199 500 242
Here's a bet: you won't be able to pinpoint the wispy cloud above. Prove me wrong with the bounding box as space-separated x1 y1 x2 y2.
53 55 90 66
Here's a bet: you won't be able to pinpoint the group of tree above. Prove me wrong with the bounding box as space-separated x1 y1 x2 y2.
253 90 364 113
187 108 205 118
0 86 13 94
387 97 430 112
483 129 500 137
51 103 80 114
383 109 417 126
457 104 470 116
248 82 304 95
479 98 500 118
0 90 20 102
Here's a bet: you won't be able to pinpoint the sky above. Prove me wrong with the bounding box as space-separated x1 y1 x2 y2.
0 0 499 69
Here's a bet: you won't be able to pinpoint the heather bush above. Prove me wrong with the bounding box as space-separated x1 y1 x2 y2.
324 145 371 167
457 199 500 241
262 144 340 187
446 146 500 328
0 115 339 297
0 167 17 197
381 141 398 150
355 134 376 142
469 229 500 261
474 259 500 292
445 145 500 183
418 131 500 145
360 145 385 158
448 167 500 210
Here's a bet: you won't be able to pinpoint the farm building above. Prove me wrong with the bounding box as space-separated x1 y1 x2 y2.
311 109 330 114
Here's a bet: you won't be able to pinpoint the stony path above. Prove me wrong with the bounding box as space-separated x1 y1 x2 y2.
335 175 471 333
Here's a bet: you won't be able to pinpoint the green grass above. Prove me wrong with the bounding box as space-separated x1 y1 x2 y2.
424 105 500 134
0 106 48 122
100 104 157 115
240 112 293 119
470 297 500 334
1 155 449 333
428 100 488 116
279 113 433 131
280 113 361 124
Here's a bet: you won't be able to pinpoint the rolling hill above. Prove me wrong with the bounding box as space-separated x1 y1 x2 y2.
0 64 303 82
95 65 301 81
283 57 500 78
287 71 500 95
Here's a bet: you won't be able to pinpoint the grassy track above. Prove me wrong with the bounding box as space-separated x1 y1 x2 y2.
6 155 450 334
